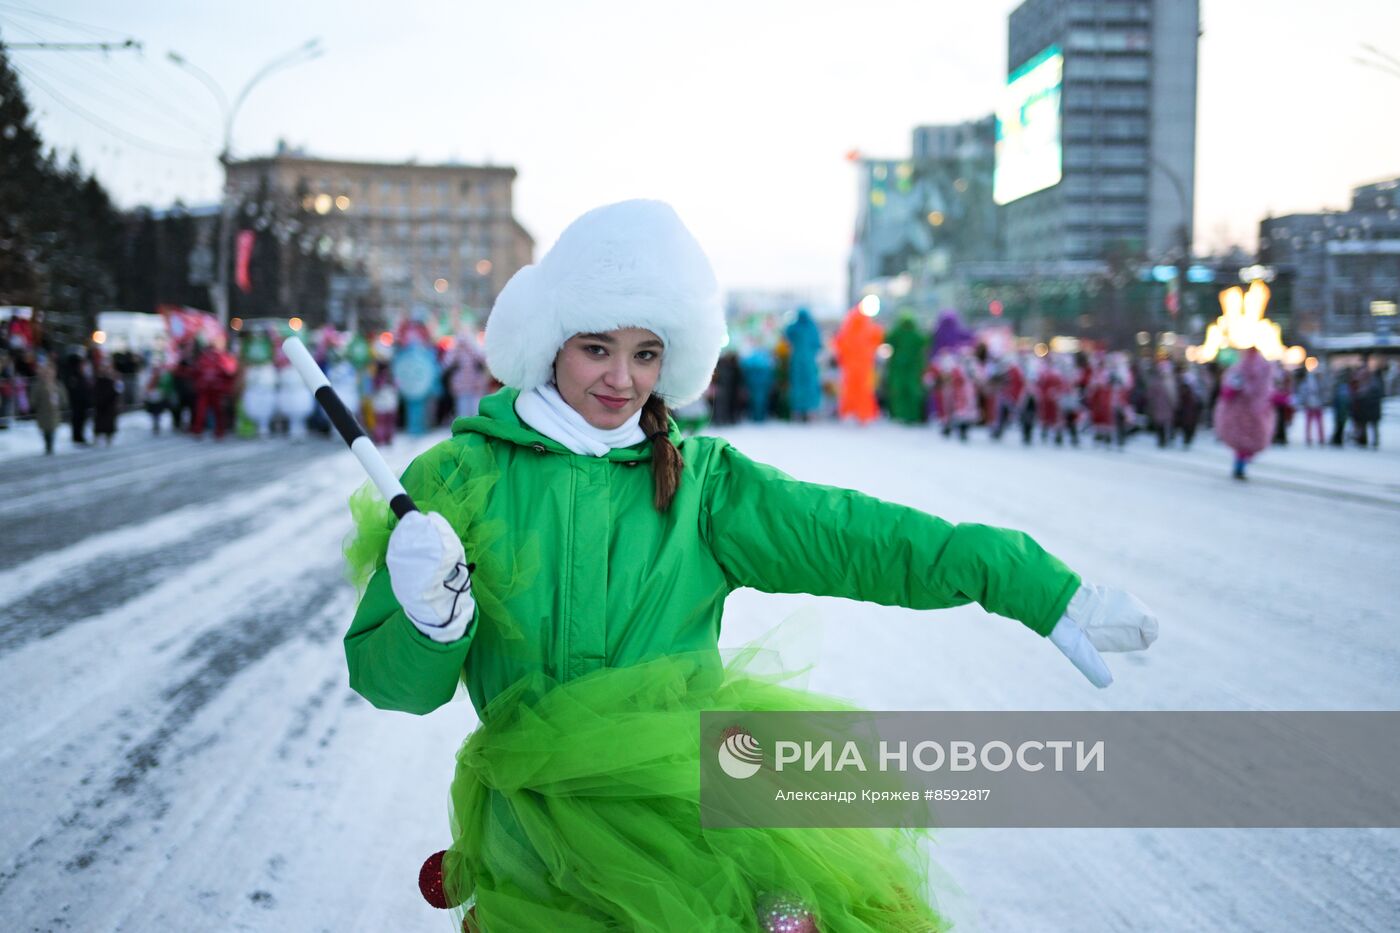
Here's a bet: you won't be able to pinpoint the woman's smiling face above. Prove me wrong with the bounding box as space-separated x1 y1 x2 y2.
552 328 665 428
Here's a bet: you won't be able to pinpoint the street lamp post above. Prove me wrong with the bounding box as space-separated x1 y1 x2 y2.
1149 156 1193 330
1148 156 1192 261
168 40 323 327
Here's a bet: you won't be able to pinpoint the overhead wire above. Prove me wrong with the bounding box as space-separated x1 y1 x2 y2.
0 0 132 42
28 57 216 144
0 14 220 142
11 58 212 161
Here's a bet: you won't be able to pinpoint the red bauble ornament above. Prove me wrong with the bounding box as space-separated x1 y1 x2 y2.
419 849 464 909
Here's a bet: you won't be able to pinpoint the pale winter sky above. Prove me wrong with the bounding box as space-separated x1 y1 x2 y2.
5 0 1399 305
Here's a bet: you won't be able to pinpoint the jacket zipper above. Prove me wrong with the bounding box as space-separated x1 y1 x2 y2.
559 462 576 681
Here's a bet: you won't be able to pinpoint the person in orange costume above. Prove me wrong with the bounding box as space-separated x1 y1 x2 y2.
832 305 885 422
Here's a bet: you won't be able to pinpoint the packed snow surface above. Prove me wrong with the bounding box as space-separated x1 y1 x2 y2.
1 412 1396 932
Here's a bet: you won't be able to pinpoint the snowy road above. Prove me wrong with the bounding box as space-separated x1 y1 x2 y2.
1 419 1397 932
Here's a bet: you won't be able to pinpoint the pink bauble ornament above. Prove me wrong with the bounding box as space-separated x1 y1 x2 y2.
756 891 819 933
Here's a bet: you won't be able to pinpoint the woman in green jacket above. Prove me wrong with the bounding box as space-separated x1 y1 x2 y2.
345 201 1157 932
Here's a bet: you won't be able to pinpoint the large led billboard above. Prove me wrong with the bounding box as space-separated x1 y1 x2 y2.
994 45 1063 205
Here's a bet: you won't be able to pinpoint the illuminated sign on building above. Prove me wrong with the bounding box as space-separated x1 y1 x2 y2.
994 45 1063 206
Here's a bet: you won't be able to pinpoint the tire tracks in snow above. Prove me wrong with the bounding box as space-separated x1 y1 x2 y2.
0 508 268 655
0 439 337 571
84 575 346 859
0 480 354 900
0 559 348 916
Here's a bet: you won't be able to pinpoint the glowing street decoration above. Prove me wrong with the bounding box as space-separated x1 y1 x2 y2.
1192 281 1304 363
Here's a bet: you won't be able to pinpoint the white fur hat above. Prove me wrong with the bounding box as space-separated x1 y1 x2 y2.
484 199 725 406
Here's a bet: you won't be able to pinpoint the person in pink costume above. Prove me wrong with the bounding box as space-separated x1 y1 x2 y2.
446 332 492 420
1213 347 1278 480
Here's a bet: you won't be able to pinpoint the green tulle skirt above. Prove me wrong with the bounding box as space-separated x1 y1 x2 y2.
442 628 952 932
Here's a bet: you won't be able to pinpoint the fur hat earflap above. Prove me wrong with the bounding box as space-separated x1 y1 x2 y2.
484 199 725 406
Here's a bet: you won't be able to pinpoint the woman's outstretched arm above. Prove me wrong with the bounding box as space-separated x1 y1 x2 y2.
699 440 1080 636
698 441 1156 685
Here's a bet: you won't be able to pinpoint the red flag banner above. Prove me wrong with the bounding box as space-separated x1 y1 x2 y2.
234 230 255 294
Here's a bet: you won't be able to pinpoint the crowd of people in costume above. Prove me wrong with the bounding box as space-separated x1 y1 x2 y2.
3 303 1392 475
0 311 495 452
703 306 1394 479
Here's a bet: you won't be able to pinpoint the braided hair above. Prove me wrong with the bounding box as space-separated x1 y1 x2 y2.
639 394 683 511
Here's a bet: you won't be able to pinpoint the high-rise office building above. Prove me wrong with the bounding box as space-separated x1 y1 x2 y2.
1000 0 1198 265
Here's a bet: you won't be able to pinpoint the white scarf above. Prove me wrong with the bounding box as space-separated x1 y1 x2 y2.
514 383 646 456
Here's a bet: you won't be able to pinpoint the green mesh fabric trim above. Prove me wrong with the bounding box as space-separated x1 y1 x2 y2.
342 438 539 641
343 481 393 595
441 639 952 932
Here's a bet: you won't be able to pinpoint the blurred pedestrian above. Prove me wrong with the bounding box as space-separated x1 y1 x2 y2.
1296 366 1326 446
989 354 1028 441
1019 355 1041 442
1110 355 1135 447
783 308 823 423
31 359 66 455
1214 347 1277 480
1270 366 1295 446
446 332 491 420
392 336 440 436
1329 367 1352 446
327 352 362 433
738 340 776 423
171 349 196 432
93 359 122 446
276 352 314 441
709 350 742 426
1085 357 1117 447
65 353 93 446
242 360 278 437
832 304 883 424
0 347 14 431
969 344 992 427
1174 364 1204 449
191 343 235 439
113 347 140 408
924 354 944 425
884 314 928 425
142 365 172 434
1352 366 1383 449
370 362 399 445
1146 359 1178 448
1033 358 1066 445
940 352 978 441
770 339 791 422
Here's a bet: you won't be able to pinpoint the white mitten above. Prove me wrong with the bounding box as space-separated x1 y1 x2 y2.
386 511 475 643
1049 583 1159 688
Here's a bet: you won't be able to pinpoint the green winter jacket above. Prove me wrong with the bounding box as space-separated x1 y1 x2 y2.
344 388 1080 718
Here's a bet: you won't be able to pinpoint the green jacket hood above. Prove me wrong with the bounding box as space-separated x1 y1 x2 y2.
451 387 683 462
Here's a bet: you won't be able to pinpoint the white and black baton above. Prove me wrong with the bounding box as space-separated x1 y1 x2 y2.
283 337 418 519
